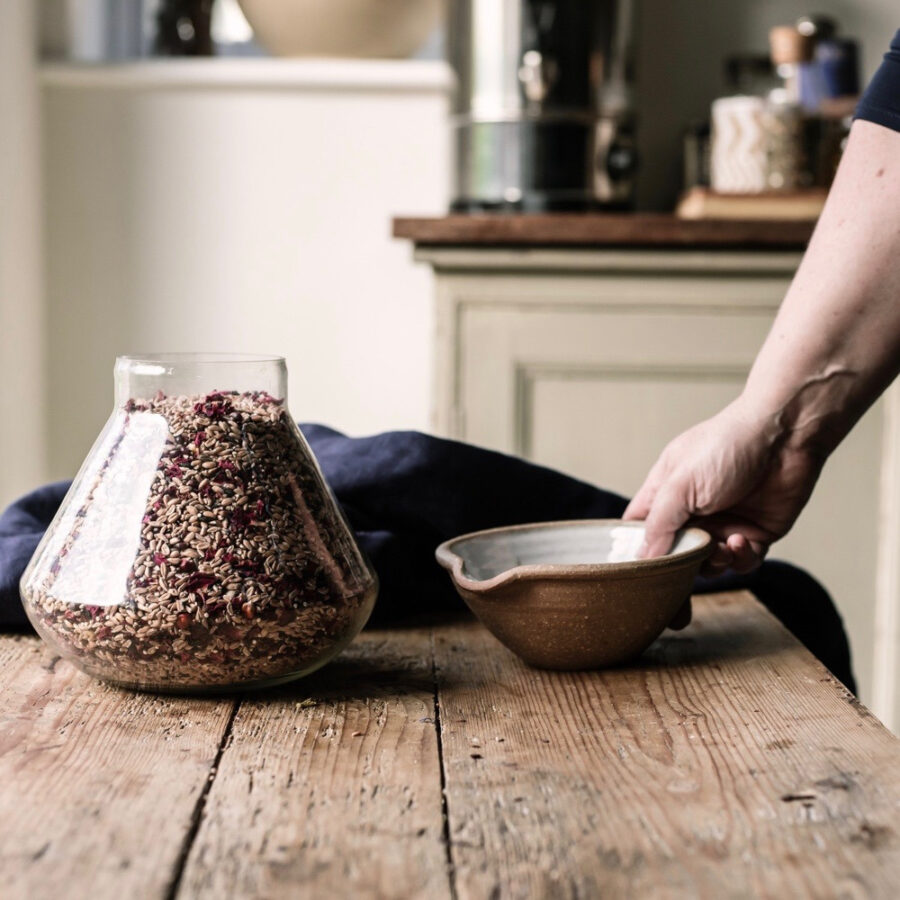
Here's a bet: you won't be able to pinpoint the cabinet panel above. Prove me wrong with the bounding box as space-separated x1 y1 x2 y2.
460 303 773 455
527 369 745 495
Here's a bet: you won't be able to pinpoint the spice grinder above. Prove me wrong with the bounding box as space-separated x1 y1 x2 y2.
447 0 638 211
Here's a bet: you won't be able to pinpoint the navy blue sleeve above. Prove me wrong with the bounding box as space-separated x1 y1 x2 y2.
855 29 900 131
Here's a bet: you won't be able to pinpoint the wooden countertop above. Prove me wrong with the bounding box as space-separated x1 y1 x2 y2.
393 214 816 249
3 591 899 898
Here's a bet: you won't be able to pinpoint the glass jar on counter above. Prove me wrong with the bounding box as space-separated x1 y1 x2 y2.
764 25 816 191
20 354 377 692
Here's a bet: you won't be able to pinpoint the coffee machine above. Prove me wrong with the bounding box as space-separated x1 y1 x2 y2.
447 0 637 211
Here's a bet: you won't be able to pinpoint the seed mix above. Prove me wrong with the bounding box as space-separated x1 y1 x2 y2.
23 391 376 690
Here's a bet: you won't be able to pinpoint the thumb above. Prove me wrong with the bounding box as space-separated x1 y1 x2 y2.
641 483 689 558
623 481 654 522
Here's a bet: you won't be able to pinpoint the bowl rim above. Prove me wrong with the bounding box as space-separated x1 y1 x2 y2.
435 519 714 594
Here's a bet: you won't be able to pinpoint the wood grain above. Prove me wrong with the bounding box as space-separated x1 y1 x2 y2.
3 592 898 899
392 214 815 248
177 628 451 899
433 592 900 899
0 635 234 900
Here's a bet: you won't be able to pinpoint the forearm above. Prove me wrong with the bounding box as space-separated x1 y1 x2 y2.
740 120 900 458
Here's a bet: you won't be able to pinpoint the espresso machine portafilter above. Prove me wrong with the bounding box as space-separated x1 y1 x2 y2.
447 0 638 211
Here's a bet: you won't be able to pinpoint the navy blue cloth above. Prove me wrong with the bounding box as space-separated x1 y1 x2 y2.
0 425 855 691
855 29 900 132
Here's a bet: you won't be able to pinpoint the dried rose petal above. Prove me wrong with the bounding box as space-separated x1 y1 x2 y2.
193 393 234 420
185 572 217 592
230 508 255 531
189 623 211 647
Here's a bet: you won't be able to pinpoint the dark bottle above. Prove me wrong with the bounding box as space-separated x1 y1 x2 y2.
154 0 215 57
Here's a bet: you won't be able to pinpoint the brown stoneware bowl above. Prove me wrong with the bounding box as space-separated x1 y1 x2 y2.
435 520 713 670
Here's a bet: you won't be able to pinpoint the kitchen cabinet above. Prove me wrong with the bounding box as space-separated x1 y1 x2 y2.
396 215 900 730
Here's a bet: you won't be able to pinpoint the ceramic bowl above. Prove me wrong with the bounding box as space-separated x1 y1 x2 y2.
435 520 713 670
237 0 442 58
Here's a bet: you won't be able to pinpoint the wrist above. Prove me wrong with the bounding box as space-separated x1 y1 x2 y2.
738 363 860 460
726 392 787 452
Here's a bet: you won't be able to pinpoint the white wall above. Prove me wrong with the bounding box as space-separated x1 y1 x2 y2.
0 0 46 510
41 59 450 482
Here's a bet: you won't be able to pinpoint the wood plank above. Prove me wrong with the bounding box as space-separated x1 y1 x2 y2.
433 592 900 899
178 627 451 899
0 634 234 900
392 214 815 249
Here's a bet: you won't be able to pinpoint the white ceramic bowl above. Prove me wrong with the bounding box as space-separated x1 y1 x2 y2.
436 520 713 669
238 0 442 58
445 521 709 586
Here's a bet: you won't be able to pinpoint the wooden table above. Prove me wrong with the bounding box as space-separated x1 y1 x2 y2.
2 591 898 899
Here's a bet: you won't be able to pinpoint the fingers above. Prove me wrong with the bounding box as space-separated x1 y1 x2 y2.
699 530 768 576
640 484 688 558
725 533 766 573
623 474 659 522
623 493 650 522
701 541 735 576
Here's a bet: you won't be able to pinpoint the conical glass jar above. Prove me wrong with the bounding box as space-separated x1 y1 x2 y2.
21 354 378 692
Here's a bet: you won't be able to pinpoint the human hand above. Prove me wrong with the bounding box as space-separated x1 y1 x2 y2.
623 399 825 577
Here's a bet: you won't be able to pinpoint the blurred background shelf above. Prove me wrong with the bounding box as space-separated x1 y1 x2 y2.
393 214 815 247
40 57 452 91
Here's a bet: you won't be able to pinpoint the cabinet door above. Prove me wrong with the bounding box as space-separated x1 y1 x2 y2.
450 284 883 709
459 304 765 490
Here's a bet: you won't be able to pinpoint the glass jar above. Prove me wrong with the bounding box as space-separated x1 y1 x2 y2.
20 354 377 692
